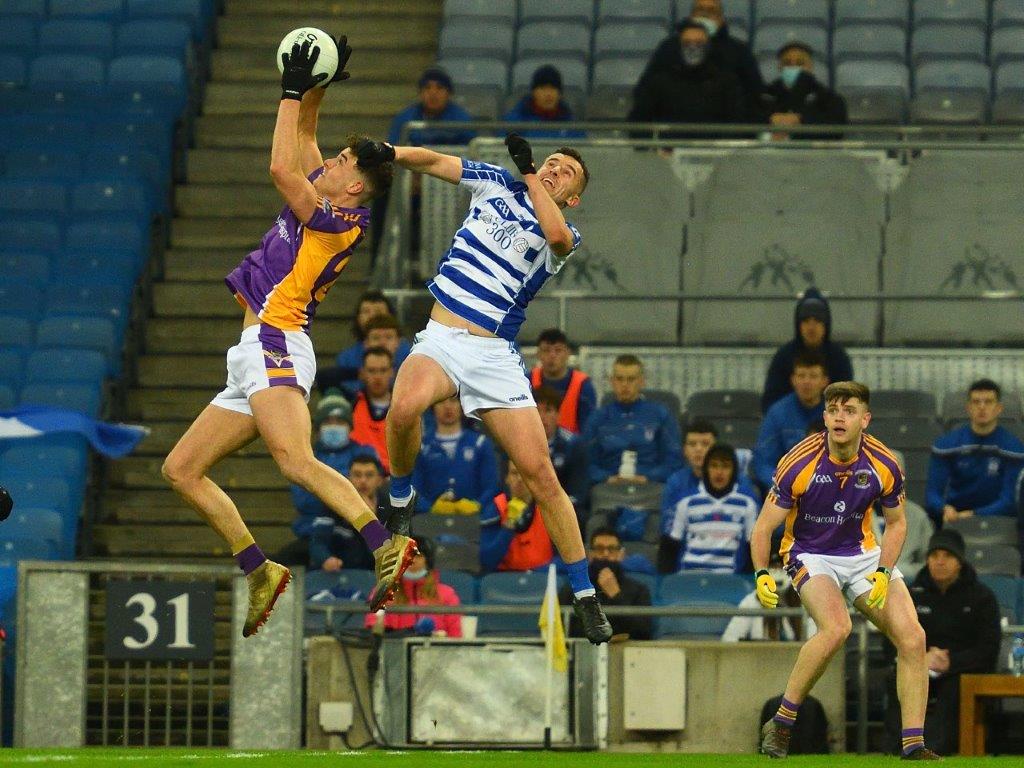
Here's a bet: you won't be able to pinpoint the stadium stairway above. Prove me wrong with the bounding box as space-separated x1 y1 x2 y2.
93 0 442 561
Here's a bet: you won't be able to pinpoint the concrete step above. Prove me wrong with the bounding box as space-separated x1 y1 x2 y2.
134 418 274 455
127 387 220 420
143 318 356 354
135 354 335 390
163 247 369 282
171 217 267 250
175 184 283 218
224 0 442 18
103 489 292 524
92 523 293 557
203 81 411 116
187 149 270 184
195 115 391 149
218 16 439 50
110 455 286 489
152 281 362 318
212 47 435 83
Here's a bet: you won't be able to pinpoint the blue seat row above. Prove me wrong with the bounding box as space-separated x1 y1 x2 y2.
3 0 213 33
0 250 144 293
0 178 157 220
0 17 194 61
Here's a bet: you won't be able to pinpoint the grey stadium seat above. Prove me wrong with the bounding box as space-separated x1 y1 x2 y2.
941 389 1023 422
993 90 1024 123
586 86 633 120
912 24 986 64
997 61 1024 93
592 56 648 89
833 24 907 64
511 58 588 93
439 21 515 62
910 90 988 125
685 389 761 419
585 507 661 545
591 481 664 516
899 448 931 506
843 88 907 123
411 513 481 574
966 544 1022 577
444 0 516 24
835 0 909 28
597 0 673 25
756 0 830 27
914 0 988 28
835 60 910 96
948 516 1020 548
866 417 943 451
453 87 501 119
991 27 1024 67
438 57 508 90
914 62 991 94
720 0 752 27
994 0 1024 28
517 23 592 63
715 417 762 450
870 390 937 418
519 0 595 25
594 22 668 61
753 22 829 59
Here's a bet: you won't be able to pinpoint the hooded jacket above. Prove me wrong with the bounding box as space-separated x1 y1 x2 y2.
758 71 848 139
761 289 854 413
501 96 585 140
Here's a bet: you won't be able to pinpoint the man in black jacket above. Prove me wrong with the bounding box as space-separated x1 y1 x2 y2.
761 288 854 413
758 42 847 141
886 529 1001 756
629 20 745 137
561 528 653 640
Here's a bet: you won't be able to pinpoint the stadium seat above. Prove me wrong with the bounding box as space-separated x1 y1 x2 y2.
754 20 830 58
56 250 139 292
597 0 672 25
125 0 206 38
0 348 24 388
590 481 664 517
519 0 594 25
0 180 68 217
978 574 1021 623
0 536 57 564
65 218 146 254
915 61 991 95
996 61 1024 93
866 417 942 450
835 0 909 28
658 572 750 604
438 570 478 603
943 389 1023 423
0 477 74 520
38 19 115 59
28 54 105 96
47 285 129 327
0 54 26 88
0 282 45 320
517 23 592 63
628 388 682 417
991 27 1024 67
686 389 761 419
914 0 988 28
994 0 1024 28
585 86 633 120
3 148 83 182
35 316 118 361
411 513 481 573
452 88 501 119
657 600 737 639
49 0 125 21
912 24 986 64
304 568 375 600
115 19 193 60
438 21 515 62
1 508 65 556
107 54 189 114
85 143 169 192
832 24 907 64
443 0 517 25
870 390 937 418
1 441 87 483
0 252 49 288
967 544 1022 577
511 58 588 93
0 386 14 410
756 0 830 26
715 418 762 449
71 179 153 218
478 571 548 635
899 449 930 505
992 90 1024 122
0 316 35 349
0 17 38 57
20 382 103 417
910 90 988 125
948 517 1019 548
437 57 508 91
591 57 648 89
25 348 107 386
594 22 667 60
835 60 910 96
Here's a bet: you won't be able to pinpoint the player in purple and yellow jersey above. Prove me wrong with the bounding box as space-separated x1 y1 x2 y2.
162 38 417 638
750 382 938 760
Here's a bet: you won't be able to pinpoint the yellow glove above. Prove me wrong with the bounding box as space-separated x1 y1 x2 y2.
755 569 779 609
452 498 481 515
505 497 529 525
865 567 891 610
430 498 458 515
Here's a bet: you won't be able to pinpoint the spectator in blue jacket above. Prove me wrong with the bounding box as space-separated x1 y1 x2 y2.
927 379 1024 526
412 396 499 515
752 351 829 492
535 385 590 523
584 354 682 485
388 66 475 146
324 290 412 395
502 65 584 140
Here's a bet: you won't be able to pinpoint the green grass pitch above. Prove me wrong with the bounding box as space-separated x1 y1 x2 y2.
1 750 1022 767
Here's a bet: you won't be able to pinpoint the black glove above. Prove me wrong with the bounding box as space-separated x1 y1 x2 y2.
280 39 328 101
354 138 396 168
0 485 12 521
326 34 352 85
505 132 535 175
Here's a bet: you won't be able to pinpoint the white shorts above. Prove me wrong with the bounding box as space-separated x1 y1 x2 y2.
786 550 904 602
210 323 316 416
408 320 534 419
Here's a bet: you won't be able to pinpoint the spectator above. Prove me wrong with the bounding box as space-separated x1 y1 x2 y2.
559 527 653 640
350 346 394 472
326 289 412 393
276 395 380 569
535 385 590 522
927 379 1024 526
388 66 475 146
502 65 584 140
761 288 852 413
723 550 817 641
480 462 553 572
659 444 759 574
364 537 463 637
753 352 829 492
584 354 683 485
758 42 847 141
885 529 1000 756
529 327 597 434
412 396 499 515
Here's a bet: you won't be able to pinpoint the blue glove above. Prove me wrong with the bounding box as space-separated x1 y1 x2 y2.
413 617 436 636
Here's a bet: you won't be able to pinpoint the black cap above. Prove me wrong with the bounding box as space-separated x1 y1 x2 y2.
530 65 562 91
926 528 966 563
418 66 453 92
797 297 828 322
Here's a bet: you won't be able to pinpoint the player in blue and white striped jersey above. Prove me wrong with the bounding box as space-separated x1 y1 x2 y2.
375 133 612 644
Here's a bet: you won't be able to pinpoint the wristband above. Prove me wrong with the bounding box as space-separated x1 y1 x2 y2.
755 569 770 579
875 566 892 577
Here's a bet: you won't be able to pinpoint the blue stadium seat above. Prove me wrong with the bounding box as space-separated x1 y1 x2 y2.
0 219 61 253
443 0 517 25
978 574 1022 624
86 142 169 191
996 61 1024 93
995 0 1024 28
512 58 588 93
106 54 188 113
28 54 105 96
0 252 49 288
594 22 669 60
54 250 138 291
19 382 103 416
115 19 193 60
478 571 547 635
0 385 14 410
438 21 515 62
914 0 988 27
50 0 125 21
0 477 74 520
438 570 478 604
437 57 509 91
756 0 830 27
591 57 649 89
991 27 1024 67
657 600 738 638
0 17 37 56
0 508 65 556
38 19 115 59
0 54 26 88
597 0 673 25
517 23 592 63
0 114 97 151
65 217 146 254
0 281 44 320
4 148 83 182
26 348 107 385
833 24 907 64
89 116 174 157
658 572 750 604
520 0 594 25
0 348 24 391
835 0 909 28
125 0 206 38
915 61 991 94
753 22 829 59
71 179 153 219
912 23 986 64
304 568 375 600
0 180 67 217
1 441 87 485
0 316 35 349
0 536 58 564
835 60 911 96
36 316 117 359
46 285 130 336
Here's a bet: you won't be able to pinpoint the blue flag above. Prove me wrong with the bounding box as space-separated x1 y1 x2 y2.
0 406 148 458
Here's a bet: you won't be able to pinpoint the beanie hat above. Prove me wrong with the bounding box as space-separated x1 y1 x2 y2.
530 64 563 91
314 389 352 427
418 66 453 92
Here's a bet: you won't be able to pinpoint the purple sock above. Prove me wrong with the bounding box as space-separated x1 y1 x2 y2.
360 519 391 551
773 697 800 727
235 543 266 576
901 727 925 756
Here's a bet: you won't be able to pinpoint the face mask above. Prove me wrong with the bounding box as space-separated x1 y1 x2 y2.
319 424 350 449
781 66 803 89
403 568 428 581
682 44 708 67
694 17 718 36
769 567 791 592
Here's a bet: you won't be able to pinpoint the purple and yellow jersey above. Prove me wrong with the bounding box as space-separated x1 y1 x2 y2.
767 431 905 560
224 171 370 333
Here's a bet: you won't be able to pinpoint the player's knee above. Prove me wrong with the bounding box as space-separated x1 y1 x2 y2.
521 463 561 501
824 618 852 650
387 392 426 431
896 623 926 658
161 453 193 488
271 446 316 486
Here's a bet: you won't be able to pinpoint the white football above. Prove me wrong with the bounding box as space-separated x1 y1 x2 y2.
276 27 338 88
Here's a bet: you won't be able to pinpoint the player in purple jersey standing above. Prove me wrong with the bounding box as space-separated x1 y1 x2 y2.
750 382 938 760
162 38 418 638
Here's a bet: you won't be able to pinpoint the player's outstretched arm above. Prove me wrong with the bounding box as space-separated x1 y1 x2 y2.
505 133 575 257
393 146 462 184
296 35 354 176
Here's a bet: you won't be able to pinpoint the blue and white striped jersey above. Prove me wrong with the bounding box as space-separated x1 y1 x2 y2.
667 483 759 573
427 159 582 341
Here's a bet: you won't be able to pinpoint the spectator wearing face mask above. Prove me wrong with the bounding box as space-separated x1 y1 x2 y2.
629 20 745 138
658 444 760 574
722 550 817 642
758 42 847 141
